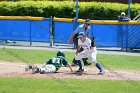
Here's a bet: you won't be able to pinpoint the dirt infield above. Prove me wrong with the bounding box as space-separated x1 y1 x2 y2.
0 61 140 81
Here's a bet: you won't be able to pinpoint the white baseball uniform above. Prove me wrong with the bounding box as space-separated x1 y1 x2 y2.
39 64 56 73
75 37 97 64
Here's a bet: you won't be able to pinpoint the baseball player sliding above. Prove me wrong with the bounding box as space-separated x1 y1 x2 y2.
75 32 105 75
25 51 73 74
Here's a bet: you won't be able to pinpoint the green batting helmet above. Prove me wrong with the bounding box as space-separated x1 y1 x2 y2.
57 51 65 57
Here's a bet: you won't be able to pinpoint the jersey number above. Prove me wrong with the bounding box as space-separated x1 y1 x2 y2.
52 58 60 64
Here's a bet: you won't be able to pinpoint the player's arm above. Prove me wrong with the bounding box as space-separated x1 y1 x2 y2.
68 33 75 44
67 64 73 72
87 35 90 38
85 31 90 38
76 39 81 54
62 59 73 72
86 27 91 38
43 59 52 65
68 27 80 44
76 46 81 54
91 37 95 47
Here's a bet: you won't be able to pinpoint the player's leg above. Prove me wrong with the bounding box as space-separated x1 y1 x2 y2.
72 37 91 66
72 48 91 66
32 66 40 74
89 51 105 75
76 60 84 72
71 58 78 66
71 37 79 66
40 64 56 74
82 58 91 66
75 52 86 72
79 47 91 66
25 64 40 74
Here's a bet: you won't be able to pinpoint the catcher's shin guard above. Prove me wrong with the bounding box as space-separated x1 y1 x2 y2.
82 58 91 66
71 58 78 66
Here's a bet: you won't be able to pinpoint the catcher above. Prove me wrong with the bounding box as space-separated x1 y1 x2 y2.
25 51 73 74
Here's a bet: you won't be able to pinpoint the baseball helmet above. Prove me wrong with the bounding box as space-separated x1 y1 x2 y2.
78 32 85 38
57 51 65 57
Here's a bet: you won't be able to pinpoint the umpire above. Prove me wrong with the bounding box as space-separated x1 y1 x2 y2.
68 19 91 66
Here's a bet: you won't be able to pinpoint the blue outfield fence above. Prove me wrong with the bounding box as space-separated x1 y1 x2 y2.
0 16 140 49
0 20 31 41
127 25 140 49
0 17 50 43
31 18 50 42
54 21 74 43
91 24 118 47
53 19 140 49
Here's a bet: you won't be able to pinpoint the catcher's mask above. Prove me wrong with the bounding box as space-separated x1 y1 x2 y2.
57 51 65 57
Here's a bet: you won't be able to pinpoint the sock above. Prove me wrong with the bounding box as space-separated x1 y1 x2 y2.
77 60 82 69
95 63 103 72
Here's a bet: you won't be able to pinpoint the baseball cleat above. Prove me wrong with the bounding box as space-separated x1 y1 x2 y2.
76 68 84 72
25 64 33 72
98 71 105 75
32 66 40 74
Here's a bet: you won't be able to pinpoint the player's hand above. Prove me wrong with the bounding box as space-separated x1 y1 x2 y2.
71 69 73 72
67 40 71 44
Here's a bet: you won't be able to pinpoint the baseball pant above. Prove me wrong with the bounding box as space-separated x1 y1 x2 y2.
40 64 56 73
75 50 97 65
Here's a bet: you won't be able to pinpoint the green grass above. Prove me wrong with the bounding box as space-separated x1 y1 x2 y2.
97 54 140 70
0 48 140 70
0 77 139 93
0 48 74 64
0 48 140 93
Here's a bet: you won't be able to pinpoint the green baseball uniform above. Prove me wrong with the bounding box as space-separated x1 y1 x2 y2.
45 56 68 71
